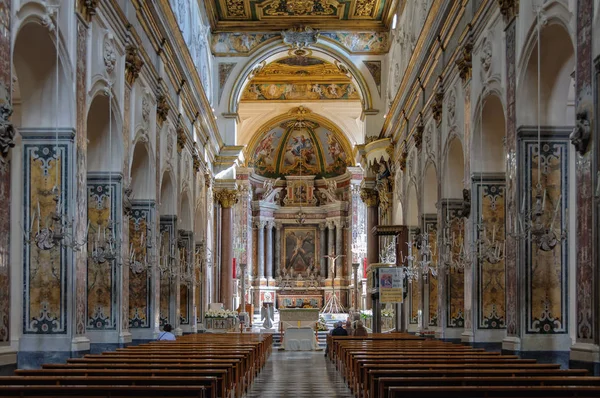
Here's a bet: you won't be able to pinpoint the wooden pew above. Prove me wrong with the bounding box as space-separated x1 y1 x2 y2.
387 385 600 397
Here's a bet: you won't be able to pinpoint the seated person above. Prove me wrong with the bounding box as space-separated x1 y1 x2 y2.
157 323 176 341
353 320 369 337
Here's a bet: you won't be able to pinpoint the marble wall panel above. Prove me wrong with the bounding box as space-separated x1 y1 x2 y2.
424 218 438 327
519 132 569 334
23 139 70 334
447 208 465 328
129 202 154 328
159 216 176 326
473 177 506 329
86 177 121 330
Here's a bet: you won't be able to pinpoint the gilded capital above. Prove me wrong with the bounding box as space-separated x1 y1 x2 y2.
498 0 519 22
456 35 473 83
215 189 239 209
78 0 98 22
360 188 379 207
125 44 144 85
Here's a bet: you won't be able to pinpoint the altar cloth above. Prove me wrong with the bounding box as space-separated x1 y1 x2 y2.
284 327 318 351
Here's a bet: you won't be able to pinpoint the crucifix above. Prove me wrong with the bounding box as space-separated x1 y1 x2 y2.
321 250 346 314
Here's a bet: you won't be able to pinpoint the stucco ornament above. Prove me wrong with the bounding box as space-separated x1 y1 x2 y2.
570 109 591 155
142 95 151 127
447 89 456 128
103 37 117 75
480 37 492 75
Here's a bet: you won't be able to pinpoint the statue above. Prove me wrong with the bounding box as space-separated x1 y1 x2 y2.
262 177 280 200
261 302 274 330
570 110 591 155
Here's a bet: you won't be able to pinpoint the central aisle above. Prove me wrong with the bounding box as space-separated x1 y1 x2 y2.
244 350 353 397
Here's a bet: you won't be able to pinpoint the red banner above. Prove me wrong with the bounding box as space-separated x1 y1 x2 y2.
233 258 237 279
363 258 367 279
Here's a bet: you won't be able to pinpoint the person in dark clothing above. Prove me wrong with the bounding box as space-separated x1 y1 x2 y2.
325 321 348 357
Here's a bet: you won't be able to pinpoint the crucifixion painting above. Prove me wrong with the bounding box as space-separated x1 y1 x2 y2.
284 228 316 273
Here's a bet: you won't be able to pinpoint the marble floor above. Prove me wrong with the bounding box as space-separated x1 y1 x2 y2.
244 350 353 397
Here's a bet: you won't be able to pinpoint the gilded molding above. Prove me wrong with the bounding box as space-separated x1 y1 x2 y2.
215 189 239 209
360 187 379 207
431 88 444 125
125 44 144 86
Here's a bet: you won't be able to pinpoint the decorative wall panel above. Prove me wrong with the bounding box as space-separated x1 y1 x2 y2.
159 216 176 326
23 137 71 334
424 217 438 327
129 202 154 328
519 132 569 334
86 175 121 330
447 208 464 328
179 230 193 325
473 176 506 329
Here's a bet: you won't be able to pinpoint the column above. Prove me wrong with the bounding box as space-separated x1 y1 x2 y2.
255 220 265 279
215 189 238 310
570 0 599 374
500 0 520 353
319 223 327 278
0 0 14 357
361 188 379 309
327 221 335 279
265 221 274 280
335 219 343 279
274 222 282 276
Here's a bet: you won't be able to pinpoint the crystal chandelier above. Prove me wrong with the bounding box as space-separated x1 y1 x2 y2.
441 219 473 271
24 4 87 252
509 1 567 251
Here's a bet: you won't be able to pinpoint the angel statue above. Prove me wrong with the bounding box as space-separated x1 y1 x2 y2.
261 302 274 330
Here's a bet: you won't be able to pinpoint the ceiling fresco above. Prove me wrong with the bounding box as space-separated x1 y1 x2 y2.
247 106 354 178
241 56 361 101
207 0 394 31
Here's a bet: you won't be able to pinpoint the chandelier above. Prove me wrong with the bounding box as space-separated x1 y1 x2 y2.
24 5 87 252
441 220 473 271
508 3 567 251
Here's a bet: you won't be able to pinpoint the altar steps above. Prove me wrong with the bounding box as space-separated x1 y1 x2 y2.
272 331 329 349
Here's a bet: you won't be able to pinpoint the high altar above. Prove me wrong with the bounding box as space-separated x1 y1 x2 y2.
229 107 384 314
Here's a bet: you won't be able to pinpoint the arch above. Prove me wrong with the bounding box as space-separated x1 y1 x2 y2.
517 18 575 127
180 191 192 231
245 109 355 178
159 170 176 215
12 21 73 129
443 137 464 198
228 44 374 114
130 141 154 200
423 162 437 214
87 93 123 172
472 93 506 173
406 182 418 227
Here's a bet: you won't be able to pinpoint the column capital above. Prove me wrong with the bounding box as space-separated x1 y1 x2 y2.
254 219 267 229
275 221 283 231
266 220 275 230
125 44 144 86
360 188 379 207
214 188 239 209
456 33 473 83
327 220 336 230
319 222 327 231
498 0 519 23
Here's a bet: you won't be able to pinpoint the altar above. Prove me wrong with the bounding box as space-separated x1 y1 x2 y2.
278 308 320 331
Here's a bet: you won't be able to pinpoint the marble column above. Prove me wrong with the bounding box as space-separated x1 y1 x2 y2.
265 221 274 280
0 0 13 354
319 223 327 278
215 189 238 310
327 221 335 278
500 0 520 352
256 220 265 279
570 0 599 374
335 220 344 279
274 222 282 276
361 188 379 309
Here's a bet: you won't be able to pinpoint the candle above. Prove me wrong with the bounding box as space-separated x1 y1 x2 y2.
492 225 496 242
542 189 546 211
550 194 561 230
521 194 525 213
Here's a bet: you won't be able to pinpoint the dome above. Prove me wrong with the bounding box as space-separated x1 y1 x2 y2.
247 106 353 178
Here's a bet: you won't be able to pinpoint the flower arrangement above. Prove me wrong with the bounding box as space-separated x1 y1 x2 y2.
316 316 328 332
205 309 238 318
360 310 372 320
381 308 395 318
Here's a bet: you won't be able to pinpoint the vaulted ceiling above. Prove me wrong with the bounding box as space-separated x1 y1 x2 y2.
205 0 397 32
